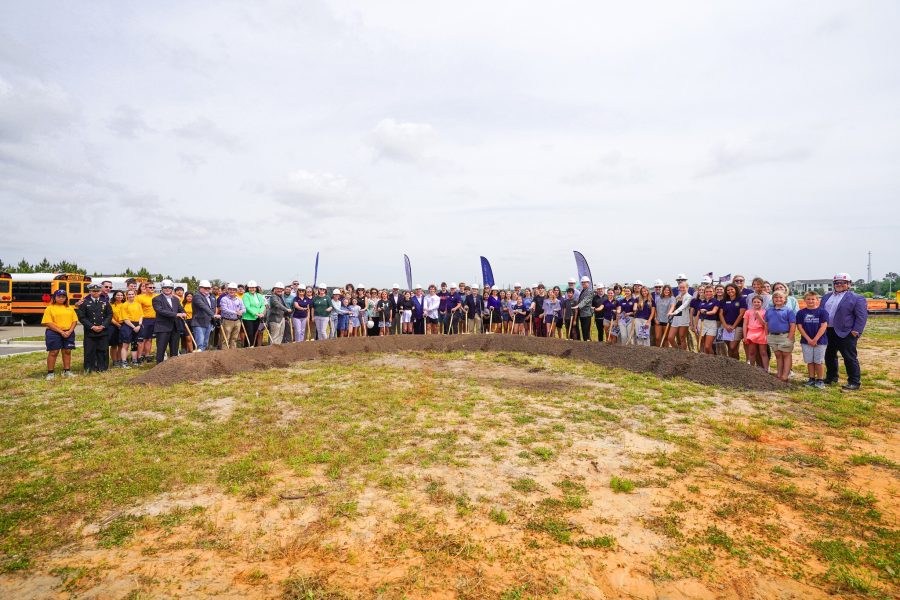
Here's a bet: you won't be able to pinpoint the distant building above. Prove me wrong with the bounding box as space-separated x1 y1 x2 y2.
788 279 834 294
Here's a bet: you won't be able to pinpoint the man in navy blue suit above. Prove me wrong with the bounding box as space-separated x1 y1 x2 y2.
820 273 867 391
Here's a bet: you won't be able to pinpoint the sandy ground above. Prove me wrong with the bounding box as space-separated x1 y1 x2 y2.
4 344 896 599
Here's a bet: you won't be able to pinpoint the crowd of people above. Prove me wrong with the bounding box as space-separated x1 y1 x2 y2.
40 272 869 390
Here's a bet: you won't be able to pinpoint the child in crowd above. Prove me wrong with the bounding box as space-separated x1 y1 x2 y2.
765 291 797 382
349 297 362 337
337 295 351 337
743 295 768 370
796 291 829 388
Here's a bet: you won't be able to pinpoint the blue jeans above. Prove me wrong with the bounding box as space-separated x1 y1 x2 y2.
192 324 212 350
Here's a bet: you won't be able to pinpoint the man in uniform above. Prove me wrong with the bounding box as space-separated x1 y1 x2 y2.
77 283 112 373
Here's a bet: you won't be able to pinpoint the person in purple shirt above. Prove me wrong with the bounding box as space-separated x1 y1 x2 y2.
796 291 829 388
445 283 462 334
697 286 720 354
719 284 746 359
292 286 313 342
820 273 867 390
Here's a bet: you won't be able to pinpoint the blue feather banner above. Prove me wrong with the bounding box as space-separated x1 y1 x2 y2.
480 256 495 288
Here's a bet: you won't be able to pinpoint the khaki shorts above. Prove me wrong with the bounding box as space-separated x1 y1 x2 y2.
700 320 719 337
768 332 794 353
732 326 743 342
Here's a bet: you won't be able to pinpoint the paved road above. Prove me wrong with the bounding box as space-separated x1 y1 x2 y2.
0 323 83 357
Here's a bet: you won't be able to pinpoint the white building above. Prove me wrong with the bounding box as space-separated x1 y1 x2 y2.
788 279 834 294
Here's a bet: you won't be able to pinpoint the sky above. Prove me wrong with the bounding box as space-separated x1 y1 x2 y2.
1 0 898 288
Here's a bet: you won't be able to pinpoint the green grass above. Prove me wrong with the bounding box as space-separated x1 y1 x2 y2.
610 476 636 494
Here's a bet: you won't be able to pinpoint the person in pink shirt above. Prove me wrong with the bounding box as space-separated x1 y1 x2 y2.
743 295 768 371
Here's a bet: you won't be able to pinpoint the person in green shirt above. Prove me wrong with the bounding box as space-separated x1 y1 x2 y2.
312 285 333 340
242 280 266 347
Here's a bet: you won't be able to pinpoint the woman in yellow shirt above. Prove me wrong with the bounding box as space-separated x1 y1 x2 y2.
181 291 194 352
42 289 78 380
135 281 157 364
109 291 126 368
119 289 143 367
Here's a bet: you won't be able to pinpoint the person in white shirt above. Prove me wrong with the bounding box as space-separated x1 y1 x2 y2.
423 284 441 335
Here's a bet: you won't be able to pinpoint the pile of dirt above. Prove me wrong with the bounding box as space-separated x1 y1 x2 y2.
133 335 784 391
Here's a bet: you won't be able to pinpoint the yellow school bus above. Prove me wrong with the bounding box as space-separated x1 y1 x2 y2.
0 272 11 324
10 273 92 323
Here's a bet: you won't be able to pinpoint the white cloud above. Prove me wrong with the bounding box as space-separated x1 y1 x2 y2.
367 118 436 164
272 169 361 217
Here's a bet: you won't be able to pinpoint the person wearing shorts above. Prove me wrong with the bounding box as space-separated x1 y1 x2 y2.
696 286 720 354
765 291 796 382
796 291 829 388
667 282 693 349
542 289 561 337
42 289 78 379
616 287 636 345
719 284 746 360
135 281 157 363
424 285 440 335
376 290 392 336
120 289 143 365
633 286 655 347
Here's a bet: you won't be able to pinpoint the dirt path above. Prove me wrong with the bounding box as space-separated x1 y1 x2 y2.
134 335 784 391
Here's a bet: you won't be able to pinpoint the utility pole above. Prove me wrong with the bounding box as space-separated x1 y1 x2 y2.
867 251 872 283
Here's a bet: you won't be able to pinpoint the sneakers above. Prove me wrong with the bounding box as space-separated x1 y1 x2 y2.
46 372 55 380
63 370 75 378
841 383 861 391
121 362 131 369
803 378 815 387
814 380 825 389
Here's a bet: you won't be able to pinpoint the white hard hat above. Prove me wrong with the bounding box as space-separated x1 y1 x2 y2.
833 272 851 282
227 282 238 289
198 280 211 288
472 284 479 289
634 279 643 285
531 283 538 288
701 276 712 284
298 283 306 289
247 280 258 288
415 283 422 289
654 279 664 286
273 281 284 289
357 283 364 289
580 276 590 283
318 284 326 290
392 283 400 289
676 273 687 280
514 282 522 287
595 282 604 289
161 279 174 288
568 277 577 283
450 282 457 288
332 288 342 295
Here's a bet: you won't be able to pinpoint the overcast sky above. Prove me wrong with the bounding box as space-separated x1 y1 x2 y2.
2 1 898 288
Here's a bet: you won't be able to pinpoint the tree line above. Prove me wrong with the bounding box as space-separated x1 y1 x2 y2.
0 258 206 292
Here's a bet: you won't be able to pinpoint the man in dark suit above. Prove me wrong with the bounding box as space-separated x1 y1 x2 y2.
77 283 112 372
152 279 188 363
821 273 868 390
190 280 218 351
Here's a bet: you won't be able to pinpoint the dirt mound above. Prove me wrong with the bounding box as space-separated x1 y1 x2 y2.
133 335 784 391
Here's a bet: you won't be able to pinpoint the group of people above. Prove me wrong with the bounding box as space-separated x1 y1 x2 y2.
40 272 869 390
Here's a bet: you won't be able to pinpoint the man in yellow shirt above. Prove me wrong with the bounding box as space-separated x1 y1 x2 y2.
42 289 78 380
135 281 157 364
